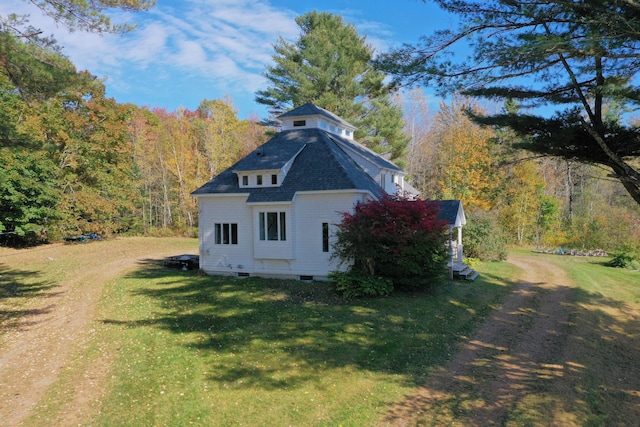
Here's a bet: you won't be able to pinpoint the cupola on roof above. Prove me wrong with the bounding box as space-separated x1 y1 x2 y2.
277 103 356 139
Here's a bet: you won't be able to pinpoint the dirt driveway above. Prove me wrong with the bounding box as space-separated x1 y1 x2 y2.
384 253 581 426
0 238 190 427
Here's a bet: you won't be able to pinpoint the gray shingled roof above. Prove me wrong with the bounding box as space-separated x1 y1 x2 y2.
231 131 308 172
328 132 403 173
429 200 464 226
191 128 385 202
278 103 355 129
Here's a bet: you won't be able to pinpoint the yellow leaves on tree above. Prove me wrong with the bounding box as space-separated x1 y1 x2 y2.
499 161 545 245
432 95 499 210
130 98 267 233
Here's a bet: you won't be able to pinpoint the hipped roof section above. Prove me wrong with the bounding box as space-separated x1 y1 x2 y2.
191 128 386 202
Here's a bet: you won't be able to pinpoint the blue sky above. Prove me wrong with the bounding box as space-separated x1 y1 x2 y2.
2 0 453 119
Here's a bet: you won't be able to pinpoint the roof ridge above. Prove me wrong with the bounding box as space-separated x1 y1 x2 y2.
326 132 403 172
316 130 380 190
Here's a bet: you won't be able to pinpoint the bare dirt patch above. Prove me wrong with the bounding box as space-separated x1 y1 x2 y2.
0 238 193 426
384 253 581 426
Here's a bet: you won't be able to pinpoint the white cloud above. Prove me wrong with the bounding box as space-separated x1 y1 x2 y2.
0 0 396 114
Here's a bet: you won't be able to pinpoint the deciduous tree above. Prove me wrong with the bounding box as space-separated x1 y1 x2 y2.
499 161 545 245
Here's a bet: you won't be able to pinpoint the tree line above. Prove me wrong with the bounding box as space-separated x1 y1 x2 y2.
0 71 265 244
0 2 266 244
1 1 639 256
402 90 640 256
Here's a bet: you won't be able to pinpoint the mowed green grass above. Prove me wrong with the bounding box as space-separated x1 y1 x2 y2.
17 239 514 426
13 240 638 426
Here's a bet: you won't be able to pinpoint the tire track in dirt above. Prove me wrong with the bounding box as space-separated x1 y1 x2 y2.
383 253 577 426
0 239 187 426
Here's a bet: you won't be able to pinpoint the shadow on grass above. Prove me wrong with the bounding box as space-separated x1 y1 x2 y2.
101 258 507 391
103 257 640 425
0 264 57 331
384 266 640 425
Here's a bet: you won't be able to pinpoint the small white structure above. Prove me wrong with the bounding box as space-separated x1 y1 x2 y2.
192 103 464 280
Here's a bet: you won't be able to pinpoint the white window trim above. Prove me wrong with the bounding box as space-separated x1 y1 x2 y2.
258 211 287 241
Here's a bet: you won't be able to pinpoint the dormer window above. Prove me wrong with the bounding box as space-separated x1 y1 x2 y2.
293 120 306 127
242 176 248 186
271 174 278 185
257 175 263 185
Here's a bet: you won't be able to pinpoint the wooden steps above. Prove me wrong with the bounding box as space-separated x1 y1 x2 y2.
451 263 480 281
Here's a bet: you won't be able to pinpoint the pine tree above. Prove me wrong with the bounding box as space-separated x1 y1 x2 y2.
256 11 408 162
378 0 640 205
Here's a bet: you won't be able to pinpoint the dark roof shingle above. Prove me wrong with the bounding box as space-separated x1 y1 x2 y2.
192 128 384 202
429 200 464 226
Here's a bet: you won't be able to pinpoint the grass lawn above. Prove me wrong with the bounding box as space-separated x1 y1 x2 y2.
23 244 514 426
12 242 638 426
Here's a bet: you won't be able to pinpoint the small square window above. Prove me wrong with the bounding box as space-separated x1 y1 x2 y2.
242 176 248 186
257 175 263 185
271 174 277 185
293 120 306 127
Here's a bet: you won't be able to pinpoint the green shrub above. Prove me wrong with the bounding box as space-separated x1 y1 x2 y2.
329 271 394 299
464 210 508 261
606 249 640 269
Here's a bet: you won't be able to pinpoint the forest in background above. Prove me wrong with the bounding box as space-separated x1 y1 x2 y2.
402 90 640 256
0 76 267 243
1 3 639 255
3 70 638 253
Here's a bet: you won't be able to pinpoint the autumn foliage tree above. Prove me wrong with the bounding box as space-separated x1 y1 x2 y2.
379 0 640 206
128 99 267 235
499 161 546 245
331 194 448 297
432 96 501 210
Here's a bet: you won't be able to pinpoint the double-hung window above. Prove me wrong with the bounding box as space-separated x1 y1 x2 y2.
259 212 286 241
214 223 238 244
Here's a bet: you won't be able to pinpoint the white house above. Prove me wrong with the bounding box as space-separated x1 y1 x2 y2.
192 103 469 280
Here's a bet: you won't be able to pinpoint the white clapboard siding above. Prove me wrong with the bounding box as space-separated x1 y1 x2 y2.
198 195 254 275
